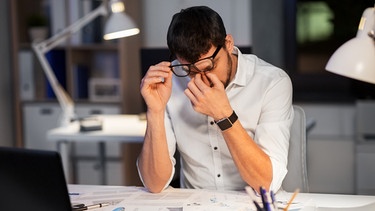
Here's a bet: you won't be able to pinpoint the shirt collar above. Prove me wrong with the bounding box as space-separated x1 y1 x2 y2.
228 46 253 88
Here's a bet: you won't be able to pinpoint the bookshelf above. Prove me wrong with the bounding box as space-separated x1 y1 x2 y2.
10 0 143 147
10 0 144 185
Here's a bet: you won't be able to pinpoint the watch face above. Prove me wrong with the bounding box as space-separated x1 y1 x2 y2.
215 111 238 131
217 119 232 131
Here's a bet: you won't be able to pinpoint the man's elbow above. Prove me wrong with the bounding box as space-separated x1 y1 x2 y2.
141 172 170 193
144 181 167 193
147 185 165 193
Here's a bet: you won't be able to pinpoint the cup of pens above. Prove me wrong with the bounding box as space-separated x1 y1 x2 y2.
246 186 300 211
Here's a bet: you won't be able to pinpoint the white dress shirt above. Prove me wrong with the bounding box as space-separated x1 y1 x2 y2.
140 47 294 192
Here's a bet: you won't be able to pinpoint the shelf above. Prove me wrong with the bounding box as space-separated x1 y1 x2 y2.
68 43 119 51
19 42 118 50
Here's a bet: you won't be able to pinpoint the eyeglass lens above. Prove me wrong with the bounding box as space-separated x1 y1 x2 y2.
171 59 213 77
170 45 221 77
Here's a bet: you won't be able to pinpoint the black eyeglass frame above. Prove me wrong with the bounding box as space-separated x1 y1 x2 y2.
169 45 222 77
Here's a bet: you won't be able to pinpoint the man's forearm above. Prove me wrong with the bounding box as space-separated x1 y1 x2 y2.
138 111 174 193
221 120 273 191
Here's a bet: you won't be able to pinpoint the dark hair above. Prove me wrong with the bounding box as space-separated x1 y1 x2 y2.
167 6 227 62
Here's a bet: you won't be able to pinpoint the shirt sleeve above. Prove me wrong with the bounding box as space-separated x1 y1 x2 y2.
254 75 294 192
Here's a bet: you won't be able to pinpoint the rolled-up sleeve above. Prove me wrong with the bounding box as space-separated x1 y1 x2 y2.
254 75 294 191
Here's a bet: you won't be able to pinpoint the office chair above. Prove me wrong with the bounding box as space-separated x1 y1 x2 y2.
282 105 309 193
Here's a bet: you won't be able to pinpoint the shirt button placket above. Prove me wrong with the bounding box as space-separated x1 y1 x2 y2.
208 116 224 188
213 141 224 187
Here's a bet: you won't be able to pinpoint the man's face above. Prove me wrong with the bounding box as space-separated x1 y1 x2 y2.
176 45 233 88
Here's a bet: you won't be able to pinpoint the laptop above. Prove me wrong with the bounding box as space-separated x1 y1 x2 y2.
0 147 73 211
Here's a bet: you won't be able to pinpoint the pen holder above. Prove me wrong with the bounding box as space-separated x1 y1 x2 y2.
246 186 277 211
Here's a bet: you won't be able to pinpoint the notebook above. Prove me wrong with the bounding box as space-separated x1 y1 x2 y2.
0 147 73 211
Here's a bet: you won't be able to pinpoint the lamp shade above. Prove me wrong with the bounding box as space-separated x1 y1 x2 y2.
103 1 140 40
326 7 375 84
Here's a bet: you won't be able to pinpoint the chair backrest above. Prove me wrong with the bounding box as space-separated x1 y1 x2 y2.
282 105 309 192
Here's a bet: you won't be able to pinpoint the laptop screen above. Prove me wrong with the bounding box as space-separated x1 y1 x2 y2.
0 147 72 211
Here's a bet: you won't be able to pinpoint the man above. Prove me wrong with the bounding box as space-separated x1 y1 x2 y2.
138 6 293 193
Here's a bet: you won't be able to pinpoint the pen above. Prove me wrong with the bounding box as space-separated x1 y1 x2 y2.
245 186 260 201
73 203 109 211
253 200 264 211
72 203 85 209
260 187 272 211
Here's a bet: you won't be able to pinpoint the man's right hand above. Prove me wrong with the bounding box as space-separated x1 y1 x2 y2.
140 62 173 112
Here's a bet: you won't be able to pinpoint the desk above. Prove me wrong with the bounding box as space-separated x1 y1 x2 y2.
48 115 146 184
68 184 375 211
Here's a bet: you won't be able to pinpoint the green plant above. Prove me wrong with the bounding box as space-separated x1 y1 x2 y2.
27 14 48 27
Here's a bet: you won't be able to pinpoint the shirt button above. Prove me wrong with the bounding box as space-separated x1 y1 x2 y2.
210 121 215 125
213 146 218 150
217 174 221 177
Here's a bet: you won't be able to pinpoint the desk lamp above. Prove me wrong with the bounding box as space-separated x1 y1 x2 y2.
325 6 375 84
32 0 140 127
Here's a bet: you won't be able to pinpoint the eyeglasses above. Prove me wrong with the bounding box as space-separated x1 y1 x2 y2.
169 45 222 77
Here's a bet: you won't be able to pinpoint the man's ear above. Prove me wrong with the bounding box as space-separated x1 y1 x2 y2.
225 34 234 52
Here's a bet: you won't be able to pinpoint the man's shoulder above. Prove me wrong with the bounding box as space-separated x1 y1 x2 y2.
240 53 289 80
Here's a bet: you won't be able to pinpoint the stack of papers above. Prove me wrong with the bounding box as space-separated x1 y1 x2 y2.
69 186 315 211
68 185 375 211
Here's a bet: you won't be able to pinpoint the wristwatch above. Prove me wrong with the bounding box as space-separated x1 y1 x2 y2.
214 111 238 131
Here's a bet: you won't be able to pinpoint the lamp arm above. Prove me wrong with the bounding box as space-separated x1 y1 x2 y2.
32 45 75 126
31 3 108 126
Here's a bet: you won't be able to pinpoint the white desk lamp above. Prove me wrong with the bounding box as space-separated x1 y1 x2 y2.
32 0 139 127
325 6 375 84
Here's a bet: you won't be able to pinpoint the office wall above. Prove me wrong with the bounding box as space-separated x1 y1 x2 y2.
141 0 252 47
0 0 14 147
252 0 285 69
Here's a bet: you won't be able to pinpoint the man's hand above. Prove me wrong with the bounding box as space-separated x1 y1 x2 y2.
184 72 232 120
140 62 173 112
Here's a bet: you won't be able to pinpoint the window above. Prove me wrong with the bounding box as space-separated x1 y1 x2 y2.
285 0 375 102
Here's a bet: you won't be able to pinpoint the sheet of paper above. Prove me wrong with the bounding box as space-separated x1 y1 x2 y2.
182 189 255 211
110 190 256 211
69 185 145 208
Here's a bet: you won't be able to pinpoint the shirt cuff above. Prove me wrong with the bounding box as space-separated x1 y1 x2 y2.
269 158 288 192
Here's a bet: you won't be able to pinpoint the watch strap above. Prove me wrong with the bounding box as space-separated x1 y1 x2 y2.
214 111 238 131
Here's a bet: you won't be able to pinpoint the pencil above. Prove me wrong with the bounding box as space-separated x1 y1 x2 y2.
283 188 299 211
